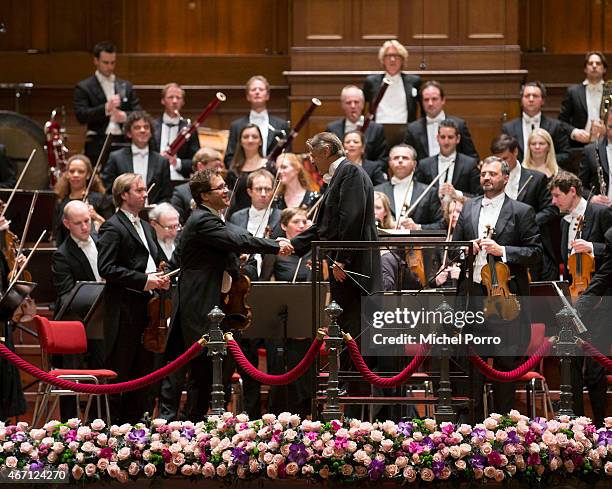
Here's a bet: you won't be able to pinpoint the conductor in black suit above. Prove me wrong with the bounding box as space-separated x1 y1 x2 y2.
151 83 200 181
168 169 292 420
404 80 478 161
326 85 387 166
453 156 542 420
415 119 481 198
97 173 170 423
363 39 421 124
0 144 17 188
74 41 141 162
224 75 290 167
580 108 612 207
102 111 172 205
501 81 570 168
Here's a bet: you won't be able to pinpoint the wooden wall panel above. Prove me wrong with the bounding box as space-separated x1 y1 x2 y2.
406 0 454 42
461 0 506 43
357 0 400 42
293 0 350 45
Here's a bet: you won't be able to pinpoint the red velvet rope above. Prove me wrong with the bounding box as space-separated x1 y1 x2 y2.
345 338 430 388
226 337 322 385
579 340 612 371
0 340 204 394
467 340 553 382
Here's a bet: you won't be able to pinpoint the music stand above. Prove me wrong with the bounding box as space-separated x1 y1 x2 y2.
55 281 105 326
0 280 36 322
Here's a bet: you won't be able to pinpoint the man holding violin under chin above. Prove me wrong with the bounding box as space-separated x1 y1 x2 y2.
453 156 542 421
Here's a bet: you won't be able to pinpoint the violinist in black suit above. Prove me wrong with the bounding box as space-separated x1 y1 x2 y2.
580 108 612 207
404 81 478 161
0 144 17 188
168 169 292 420
326 85 387 165
102 111 172 205
363 40 421 124
453 157 542 421
549 171 612 426
374 144 443 229
97 173 171 423
224 75 290 167
74 41 141 162
559 52 608 148
151 83 200 181
501 81 570 167
491 134 560 280
415 119 481 198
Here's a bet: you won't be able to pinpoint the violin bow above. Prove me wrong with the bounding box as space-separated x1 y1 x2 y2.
10 191 38 279
83 133 113 202
439 199 457 271
7 229 46 291
516 174 533 200
1 149 36 218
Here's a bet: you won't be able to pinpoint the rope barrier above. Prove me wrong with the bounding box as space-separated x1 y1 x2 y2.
577 339 612 371
467 339 554 382
0 338 206 394
344 333 430 388
224 330 324 385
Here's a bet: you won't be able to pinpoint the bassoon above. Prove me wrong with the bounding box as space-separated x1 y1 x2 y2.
360 77 392 133
44 108 69 187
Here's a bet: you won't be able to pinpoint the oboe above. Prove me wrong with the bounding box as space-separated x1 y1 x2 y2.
594 146 608 196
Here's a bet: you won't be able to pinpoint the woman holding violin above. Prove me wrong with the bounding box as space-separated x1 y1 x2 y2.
274 153 319 211
53 154 113 245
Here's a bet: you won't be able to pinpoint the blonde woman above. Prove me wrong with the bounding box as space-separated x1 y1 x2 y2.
522 128 559 179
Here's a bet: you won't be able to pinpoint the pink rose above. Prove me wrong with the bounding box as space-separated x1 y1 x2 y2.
319 466 330 479
278 412 291 425
97 458 109 471
605 461 612 476
5 456 17 468
216 464 228 477
67 418 81 428
564 460 575 473
420 468 434 482
165 462 178 475
117 470 128 483
302 464 314 476
285 462 299 476
455 460 467 470
449 446 461 459
484 466 496 478
272 454 284 465
506 464 517 475
440 467 451 480
249 459 259 473
107 463 120 478
85 463 96 477
494 469 505 482
128 462 140 476
322 446 334 458
424 419 437 431
354 466 367 478
403 466 417 482
385 464 399 477
90 419 106 431
395 456 408 468
202 462 215 478
117 446 131 460
370 430 383 443
480 443 492 455
262 414 276 424
380 439 394 452
473 468 483 479
341 464 353 476
267 464 278 479
72 465 84 480
181 464 194 476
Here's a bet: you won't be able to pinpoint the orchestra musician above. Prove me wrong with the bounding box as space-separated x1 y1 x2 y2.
149 203 181 263
432 196 465 288
74 41 141 162
151 83 201 181
166 168 292 421
102 111 172 205
97 173 171 423
522 128 559 179
453 156 542 421
273 153 320 211
224 75 290 167
580 108 612 206
171 147 224 224
342 131 387 186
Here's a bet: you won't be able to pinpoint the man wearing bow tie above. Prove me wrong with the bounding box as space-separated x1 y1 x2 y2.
151 83 201 181
102 111 172 205
415 119 481 201
580 108 612 207
224 75 290 167
404 81 478 161
549 171 612 425
501 81 570 167
74 41 141 163
97 173 171 423
453 156 542 421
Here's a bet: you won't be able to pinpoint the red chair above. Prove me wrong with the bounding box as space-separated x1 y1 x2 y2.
31 316 117 426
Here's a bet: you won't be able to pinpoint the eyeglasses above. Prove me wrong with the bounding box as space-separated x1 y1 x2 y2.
154 222 182 231
206 184 228 192
383 54 401 60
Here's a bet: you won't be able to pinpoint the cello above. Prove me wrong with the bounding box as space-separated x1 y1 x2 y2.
567 215 595 302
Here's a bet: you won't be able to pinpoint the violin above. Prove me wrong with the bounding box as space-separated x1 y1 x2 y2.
567 215 595 303
143 261 172 352
480 225 521 321
0 199 32 283
406 246 427 287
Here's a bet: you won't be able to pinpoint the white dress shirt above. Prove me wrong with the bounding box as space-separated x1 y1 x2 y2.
506 163 522 200
95 71 122 136
375 72 408 124
522 112 541 154
584 79 603 133
563 197 592 256
391 175 414 219
344 119 358 133
249 110 270 153
71 235 102 282
474 193 507 283
426 111 445 156
121 209 157 275
159 240 175 262
160 113 184 181
247 206 269 238
131 144 149 184
322 157 344 184
437 152 456 185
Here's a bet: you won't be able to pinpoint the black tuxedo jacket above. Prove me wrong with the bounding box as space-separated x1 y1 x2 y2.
97 211 161 357
0 144 17 189
52 235 99 315
362 159 386 186
363 73 422 123
453 195 542 298
151 117 200 178
415 153 481 196
74 75 141 136
577 227 612 300
558 83 589 143
404 115 479 161
223 114 290 167
326 119 387 163
581 139 611 197
170 183 193 224
374 180 444 229
501 114 570 166
560 201 612 267
102 147 172 204
228 207 282 239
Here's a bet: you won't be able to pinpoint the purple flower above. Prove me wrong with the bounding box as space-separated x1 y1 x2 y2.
181 426 195 439
506 430 520 444
99 447 113 460
469 453 486 470
597 430 612 446
334 437 348 450
432 460 445 477
288 443 308 466
422 436 435 450
471 427 486 440
398 421 414 436
524 430 536 444
127 428 148 445
29 461 44 471
441 423 455 436
527 453 541 466
368 459 385 481
487 451 502 467
231 447 249 465
11 432 26 442
407 442 424 454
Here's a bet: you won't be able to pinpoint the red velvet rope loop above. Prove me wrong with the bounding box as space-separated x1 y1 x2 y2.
467 340 553 382
345 338 430 388
579 340 612 371
226 337 322 385
0 341 204 394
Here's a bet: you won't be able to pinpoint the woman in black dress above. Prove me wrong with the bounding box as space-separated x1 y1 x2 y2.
274 153 319 211
343 130 386 186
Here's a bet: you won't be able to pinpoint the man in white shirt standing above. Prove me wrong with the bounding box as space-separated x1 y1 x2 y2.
74 41 141 163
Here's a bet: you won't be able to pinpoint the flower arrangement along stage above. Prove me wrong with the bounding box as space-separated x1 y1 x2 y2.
0 411 610 486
